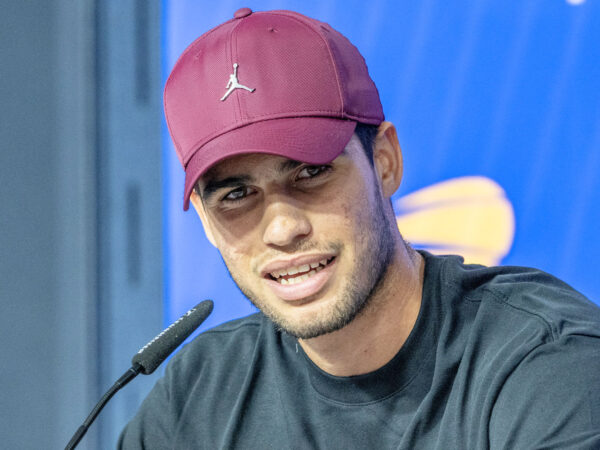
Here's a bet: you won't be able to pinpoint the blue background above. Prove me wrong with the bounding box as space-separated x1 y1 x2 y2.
164 0 600 330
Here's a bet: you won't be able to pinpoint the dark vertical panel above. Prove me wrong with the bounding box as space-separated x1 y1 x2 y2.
135 0 150 105
126 183 141 284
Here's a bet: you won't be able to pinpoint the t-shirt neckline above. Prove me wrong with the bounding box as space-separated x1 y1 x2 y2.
287 251 444 404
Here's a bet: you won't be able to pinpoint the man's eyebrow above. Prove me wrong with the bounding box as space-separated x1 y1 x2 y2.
201 175 252 201
277 153 345 174
277 159 303 173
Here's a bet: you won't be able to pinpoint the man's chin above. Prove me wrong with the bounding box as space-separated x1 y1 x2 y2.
261 297 368 340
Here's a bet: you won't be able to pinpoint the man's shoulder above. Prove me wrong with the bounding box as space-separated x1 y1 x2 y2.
166 312 270 376
200 311 265 336
183 310 266 348
421 253 600 448
426 251 600 339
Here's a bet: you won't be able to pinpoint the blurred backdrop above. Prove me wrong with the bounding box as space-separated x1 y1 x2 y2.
2 0 599 448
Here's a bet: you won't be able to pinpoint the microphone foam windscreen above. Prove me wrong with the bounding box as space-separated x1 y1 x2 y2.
132 300 213 374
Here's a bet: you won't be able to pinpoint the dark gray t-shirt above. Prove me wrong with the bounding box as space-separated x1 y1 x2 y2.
119 252 600 449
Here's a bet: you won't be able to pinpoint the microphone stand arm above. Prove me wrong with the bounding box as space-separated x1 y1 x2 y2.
65 364 143 450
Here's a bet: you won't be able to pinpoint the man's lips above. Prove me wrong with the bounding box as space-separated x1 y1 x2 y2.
261 255 337 302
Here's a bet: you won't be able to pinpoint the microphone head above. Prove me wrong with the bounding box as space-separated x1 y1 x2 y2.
132 300 213 374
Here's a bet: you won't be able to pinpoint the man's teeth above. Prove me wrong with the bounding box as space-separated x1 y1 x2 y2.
270 259 330 284
279 267 323 285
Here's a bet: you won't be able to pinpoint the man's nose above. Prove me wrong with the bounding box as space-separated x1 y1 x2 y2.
262 199 312 248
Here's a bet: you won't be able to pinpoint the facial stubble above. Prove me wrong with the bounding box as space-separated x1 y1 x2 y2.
225 193 397 340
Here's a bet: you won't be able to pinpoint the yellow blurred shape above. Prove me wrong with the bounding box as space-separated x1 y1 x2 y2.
395 176 515 266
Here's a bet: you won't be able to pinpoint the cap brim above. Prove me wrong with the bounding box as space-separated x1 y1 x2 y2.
183 117 357 210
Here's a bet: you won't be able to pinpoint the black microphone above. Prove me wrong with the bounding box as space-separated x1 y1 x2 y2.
65 300 214 450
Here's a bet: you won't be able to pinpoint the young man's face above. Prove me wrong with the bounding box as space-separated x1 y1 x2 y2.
191 134 396 339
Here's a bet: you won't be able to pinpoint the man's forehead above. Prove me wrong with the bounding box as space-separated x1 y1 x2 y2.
200 153 302 184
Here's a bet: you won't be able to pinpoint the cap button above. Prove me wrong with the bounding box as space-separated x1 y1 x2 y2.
233 7 252 19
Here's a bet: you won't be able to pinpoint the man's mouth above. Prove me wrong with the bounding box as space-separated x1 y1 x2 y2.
267 257 336 285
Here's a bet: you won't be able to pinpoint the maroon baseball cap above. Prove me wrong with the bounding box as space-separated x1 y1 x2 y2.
164 8 384 210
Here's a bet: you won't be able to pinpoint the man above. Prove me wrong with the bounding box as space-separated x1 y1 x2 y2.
120 8 600 449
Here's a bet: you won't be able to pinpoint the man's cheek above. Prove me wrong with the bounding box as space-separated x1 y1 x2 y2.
213 207 264 244
220 246 252 272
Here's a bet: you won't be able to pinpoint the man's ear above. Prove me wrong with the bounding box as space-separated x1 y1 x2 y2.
190 190 217 247
373 121 404 198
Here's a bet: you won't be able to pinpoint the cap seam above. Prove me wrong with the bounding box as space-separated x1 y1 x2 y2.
263 11 345 116
229 19 243 121
163 16 238 94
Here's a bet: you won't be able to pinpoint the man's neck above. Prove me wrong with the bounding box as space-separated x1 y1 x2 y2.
298 245 425 377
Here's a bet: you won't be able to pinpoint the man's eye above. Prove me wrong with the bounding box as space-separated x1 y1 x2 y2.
297 165 330 180
223 186 253 202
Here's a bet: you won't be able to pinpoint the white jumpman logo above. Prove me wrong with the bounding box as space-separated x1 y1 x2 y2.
220 63 255 101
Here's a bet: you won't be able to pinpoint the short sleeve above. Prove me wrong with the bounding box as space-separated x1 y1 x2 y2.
489 335 600 449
